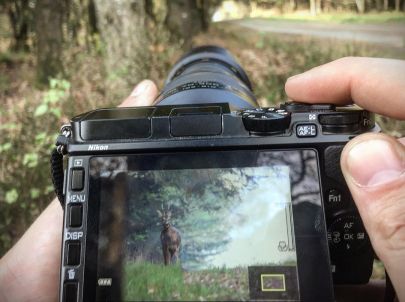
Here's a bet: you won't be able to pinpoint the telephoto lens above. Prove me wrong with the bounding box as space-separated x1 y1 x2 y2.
155 46 258 109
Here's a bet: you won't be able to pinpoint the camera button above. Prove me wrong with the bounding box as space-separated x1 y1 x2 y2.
66 241 81 266
319 112 360 125
71 168 84 191
327 189 343 205
282 102 335 112
324 146 345 185
69 205 83 227
63 282 78 302
296 123 317 137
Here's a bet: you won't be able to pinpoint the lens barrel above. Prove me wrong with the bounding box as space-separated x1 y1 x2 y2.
155 46 258 109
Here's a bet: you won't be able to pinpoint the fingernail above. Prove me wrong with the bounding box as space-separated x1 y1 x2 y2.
346 139 404 187
130 80 150 97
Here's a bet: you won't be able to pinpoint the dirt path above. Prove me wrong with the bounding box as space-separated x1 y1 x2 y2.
231 19 405 48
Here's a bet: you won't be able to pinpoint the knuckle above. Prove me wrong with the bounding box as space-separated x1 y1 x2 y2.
371 189 405 253
336 56 356 64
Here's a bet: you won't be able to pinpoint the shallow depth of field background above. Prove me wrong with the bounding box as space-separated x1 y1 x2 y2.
0 0 404 281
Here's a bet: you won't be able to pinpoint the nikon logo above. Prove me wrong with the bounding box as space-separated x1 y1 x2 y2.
88 144 109 151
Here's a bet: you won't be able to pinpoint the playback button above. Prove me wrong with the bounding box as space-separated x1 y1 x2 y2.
71 168 84 191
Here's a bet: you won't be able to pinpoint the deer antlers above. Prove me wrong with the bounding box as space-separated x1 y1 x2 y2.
156 204 172 220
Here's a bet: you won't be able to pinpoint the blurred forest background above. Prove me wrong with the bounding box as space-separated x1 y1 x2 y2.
0 0 404 258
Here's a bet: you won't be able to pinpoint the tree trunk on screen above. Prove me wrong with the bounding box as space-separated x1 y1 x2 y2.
316 0 322 13
375 0 383 11
383 0 389 10
355 0 366 13
289 0 297 11
94 0 150 95
35 0 64 85
395 0 400 10
309 0 317 15
323 0 332 12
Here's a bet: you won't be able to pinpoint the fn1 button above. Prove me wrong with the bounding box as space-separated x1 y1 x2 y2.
71 168 84 191
296 124 317 137
328 189 342 204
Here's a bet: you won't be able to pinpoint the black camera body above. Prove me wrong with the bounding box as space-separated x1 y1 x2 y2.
54 47 378 302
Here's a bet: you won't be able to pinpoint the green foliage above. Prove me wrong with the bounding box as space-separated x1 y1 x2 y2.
0 78 70 255
5 189 18 204
34 79 70 117
123 261 249 301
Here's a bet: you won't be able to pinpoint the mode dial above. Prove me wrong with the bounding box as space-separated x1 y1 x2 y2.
242 108 291 133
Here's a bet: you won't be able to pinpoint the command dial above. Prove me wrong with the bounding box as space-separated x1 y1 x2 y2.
281 101 335 112
327 214 370 255
241 108 291 133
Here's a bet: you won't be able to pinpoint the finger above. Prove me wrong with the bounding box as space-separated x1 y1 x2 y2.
0 199 63 302
119 79 159 107
285 57 405 120
340 133 405 301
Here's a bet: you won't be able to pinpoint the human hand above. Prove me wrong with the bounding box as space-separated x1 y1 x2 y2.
285 57 405 301
0 79 159 302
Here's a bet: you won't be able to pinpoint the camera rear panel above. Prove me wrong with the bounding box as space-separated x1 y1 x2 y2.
58 102 378 302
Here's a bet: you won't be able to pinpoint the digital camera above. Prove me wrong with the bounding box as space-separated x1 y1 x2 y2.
52 46 378 302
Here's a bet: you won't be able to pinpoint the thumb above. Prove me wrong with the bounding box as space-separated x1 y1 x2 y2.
341 133 405 300
119 79 158 107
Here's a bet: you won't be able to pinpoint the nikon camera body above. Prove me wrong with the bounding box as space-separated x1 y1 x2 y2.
53 46 378 302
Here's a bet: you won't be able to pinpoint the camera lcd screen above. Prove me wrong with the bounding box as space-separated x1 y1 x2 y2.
87 150 332 301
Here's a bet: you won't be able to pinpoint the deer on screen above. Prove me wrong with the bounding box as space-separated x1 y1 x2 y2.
157 205 181 265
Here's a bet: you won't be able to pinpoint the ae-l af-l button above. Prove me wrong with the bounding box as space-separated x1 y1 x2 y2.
296 124 317 137
71 168 84 191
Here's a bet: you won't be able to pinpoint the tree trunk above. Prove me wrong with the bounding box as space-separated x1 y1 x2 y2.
94 0 150 95
323 0 333 12
309 0 317 15
383 0 389 10
375 0 383 11
316 0 322 13
355 0 366 13
6 0 32 51
395 0 400 10
165 0 204 48
88 0 98 34
289 0 297 11
35 0 64 85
